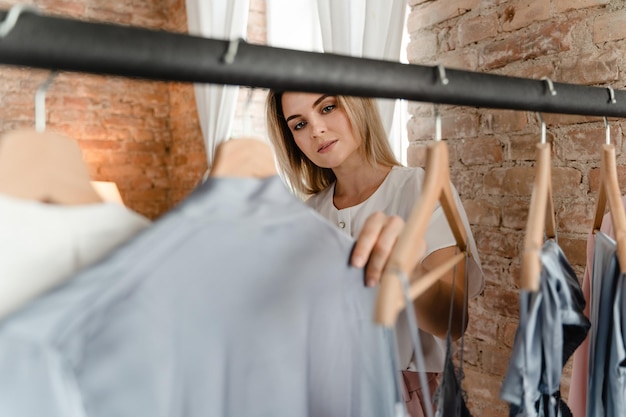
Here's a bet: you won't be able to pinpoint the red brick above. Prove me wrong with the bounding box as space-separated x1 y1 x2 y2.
588 164 626 194
554 0 609 13
501 320 519 348
509 132 555 161
107 150 132 165
476 229 519 259
38 1 86 17
129 176 158 191
455 13 499 47
552 167 583 197
474 261 509 291
463 368 510 413
82 150 112 166
500 0 551 32
594 10 626 43
438 49 479 70
124 141 168 153
504 60 556 80
443 112 480 139
407 116 434 141
459 338 480 367
482 285 520 318
451 169 483 196
408 0 480 30
542 113 599 127
467 310 499 343
558 198 595 234
79 124 108 140
484 167 534 195
482 109 528 134
464 199 501 226
99 164 145 178
481 345 512 375
561 125 621 161
460 137 503 165
481 20 577 69
560 49 619 85
501 198 530 230
406 31 438 60
558 237 588 267
78 139 123 151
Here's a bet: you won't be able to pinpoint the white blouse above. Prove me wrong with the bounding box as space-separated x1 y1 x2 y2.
0 194 150 320
306 165 484 372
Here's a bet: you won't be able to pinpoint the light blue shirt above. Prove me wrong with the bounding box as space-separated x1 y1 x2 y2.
0 176 398 417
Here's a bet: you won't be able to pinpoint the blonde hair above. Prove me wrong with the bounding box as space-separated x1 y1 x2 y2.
265 92 399 196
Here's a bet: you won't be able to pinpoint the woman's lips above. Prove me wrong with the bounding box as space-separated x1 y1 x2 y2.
318 139 338 153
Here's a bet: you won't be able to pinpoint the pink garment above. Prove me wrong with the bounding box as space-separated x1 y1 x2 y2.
568 196 625 417
401 370 439 417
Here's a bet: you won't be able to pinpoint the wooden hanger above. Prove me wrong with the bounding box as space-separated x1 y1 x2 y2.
209 137 277 178
520 141 556 291
0 129 102 205
592 118 626 272
374 139 468 326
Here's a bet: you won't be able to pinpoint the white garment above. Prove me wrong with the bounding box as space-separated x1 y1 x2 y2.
306 165 484 372
0 194 151 319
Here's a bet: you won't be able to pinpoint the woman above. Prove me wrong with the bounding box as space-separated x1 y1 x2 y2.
266 91 484 416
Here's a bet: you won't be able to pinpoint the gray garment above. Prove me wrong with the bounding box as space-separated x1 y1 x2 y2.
586 232 626 417
500 239 590 417
0 176 398 417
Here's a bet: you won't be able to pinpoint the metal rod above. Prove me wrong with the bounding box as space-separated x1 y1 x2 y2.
2 9 626 117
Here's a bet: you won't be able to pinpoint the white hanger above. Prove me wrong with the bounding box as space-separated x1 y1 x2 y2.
0 71 102 205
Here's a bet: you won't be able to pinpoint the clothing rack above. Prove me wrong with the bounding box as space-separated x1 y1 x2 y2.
0 8 625 118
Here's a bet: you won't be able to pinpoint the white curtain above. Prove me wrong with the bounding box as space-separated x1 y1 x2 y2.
316 0 408 141
185 0 250 165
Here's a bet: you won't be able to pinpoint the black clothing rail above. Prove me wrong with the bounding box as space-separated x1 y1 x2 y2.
0 9 624 118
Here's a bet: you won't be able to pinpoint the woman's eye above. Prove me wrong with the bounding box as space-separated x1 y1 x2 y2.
322 104 336 113
293 121 306 131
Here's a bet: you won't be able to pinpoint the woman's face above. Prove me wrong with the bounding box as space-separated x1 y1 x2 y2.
281 92 362 169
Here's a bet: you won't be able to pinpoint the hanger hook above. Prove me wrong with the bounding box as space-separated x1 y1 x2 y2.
35 71 58 132
536 112 547 145
607 86 617 104
541 76 557 96
604 87 617 145
0 4 39 38
434 106 442 142
604 117 611 146
222 38 243 64
242 87 255 136
432 65 448 142
436 64 449 86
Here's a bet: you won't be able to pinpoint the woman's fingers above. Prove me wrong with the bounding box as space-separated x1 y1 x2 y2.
351 212 405 287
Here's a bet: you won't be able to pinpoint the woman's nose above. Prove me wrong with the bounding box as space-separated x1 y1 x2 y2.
310 117 327 136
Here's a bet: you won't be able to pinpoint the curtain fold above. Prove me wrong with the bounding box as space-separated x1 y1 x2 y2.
316 0 408 138
185 0 250 165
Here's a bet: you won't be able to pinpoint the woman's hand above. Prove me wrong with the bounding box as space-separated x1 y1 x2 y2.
350 211 405 287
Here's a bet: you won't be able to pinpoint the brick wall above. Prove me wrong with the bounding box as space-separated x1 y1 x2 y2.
407 0 625 415
0 0 267 218
161 0 207 207
2 0 612 414
0 0 175 219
